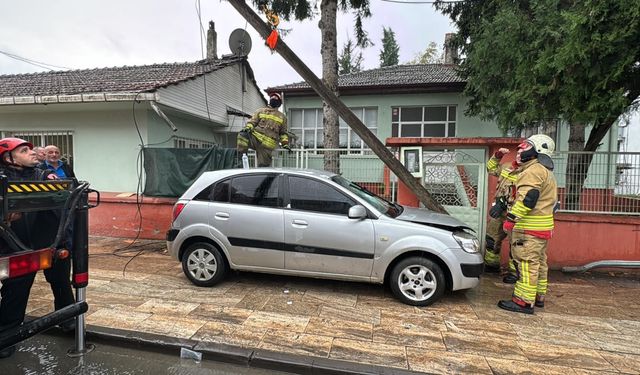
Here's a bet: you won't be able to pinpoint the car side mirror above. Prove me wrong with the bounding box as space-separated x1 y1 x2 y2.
348 205 367 219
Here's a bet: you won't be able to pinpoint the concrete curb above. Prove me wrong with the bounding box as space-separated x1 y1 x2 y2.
84 324 429 375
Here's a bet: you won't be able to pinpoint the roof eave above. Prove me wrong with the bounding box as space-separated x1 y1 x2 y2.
276 82 466 97
0 92 157 106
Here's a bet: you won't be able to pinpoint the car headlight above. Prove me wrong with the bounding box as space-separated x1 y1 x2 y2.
453 230 480 253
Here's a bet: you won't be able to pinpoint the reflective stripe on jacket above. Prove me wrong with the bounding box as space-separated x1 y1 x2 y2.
247 107 288 150
509 159 558 232
487 156 517 204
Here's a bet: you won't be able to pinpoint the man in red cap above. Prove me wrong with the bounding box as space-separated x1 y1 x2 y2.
0 138 58 359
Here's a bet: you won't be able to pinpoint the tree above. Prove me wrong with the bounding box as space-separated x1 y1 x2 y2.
436 0 640 209
407 41 444 64
338 38 364 74
379 27 399 67
256 0 372 173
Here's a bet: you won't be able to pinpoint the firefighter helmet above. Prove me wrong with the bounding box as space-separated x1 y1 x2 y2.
0 137 33 158
268 92 282 101
527 134 555 156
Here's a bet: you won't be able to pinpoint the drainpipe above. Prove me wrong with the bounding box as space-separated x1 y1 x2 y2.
562 260 640 273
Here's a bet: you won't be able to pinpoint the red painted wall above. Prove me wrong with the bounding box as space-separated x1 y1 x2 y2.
89 193 175 240
546 213 640 267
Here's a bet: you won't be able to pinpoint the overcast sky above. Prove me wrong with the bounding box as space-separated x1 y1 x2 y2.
2 0 638 150
0 0 454 90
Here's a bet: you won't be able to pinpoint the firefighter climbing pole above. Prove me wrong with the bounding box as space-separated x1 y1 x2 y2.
0 176 99 355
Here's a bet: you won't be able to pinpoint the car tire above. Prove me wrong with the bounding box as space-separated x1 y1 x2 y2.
181 242 226 287
389 256 446 306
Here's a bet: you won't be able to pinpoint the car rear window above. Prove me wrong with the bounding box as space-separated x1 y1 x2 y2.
229 174 280 207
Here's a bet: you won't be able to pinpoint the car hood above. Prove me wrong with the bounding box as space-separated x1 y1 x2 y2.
396 207 473 232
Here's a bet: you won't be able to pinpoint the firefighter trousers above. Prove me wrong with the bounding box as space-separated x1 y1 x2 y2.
510 231 549 305
0 272 36 333
44 257 75 311
237 131 275 167
484 216 507 268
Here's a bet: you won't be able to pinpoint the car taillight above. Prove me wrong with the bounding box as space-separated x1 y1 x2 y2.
0 249 53 281
172 202 186 221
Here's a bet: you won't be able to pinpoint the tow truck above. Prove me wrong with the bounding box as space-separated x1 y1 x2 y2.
0 175 98 355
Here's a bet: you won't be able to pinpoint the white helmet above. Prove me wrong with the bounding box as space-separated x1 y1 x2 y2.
527 134 555 156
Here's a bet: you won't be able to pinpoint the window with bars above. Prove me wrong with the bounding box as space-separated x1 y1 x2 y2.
391 106 457 138
173 136 214 149
288 107 378 152
2 130 74 165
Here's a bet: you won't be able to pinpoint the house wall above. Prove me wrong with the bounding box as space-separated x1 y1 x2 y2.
0 102 147 192
157 64 265 125
283 92 500 140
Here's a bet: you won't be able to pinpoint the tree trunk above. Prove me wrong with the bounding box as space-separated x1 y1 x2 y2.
564 119 614 210
565 122 587 210
320 0 340 174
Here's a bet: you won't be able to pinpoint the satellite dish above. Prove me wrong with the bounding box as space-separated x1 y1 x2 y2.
229 29 252 56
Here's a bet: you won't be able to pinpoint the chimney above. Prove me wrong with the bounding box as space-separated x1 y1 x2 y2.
444 33 458 64
206 21 217 60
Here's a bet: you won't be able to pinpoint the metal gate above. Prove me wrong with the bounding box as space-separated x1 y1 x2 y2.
422 150 487 241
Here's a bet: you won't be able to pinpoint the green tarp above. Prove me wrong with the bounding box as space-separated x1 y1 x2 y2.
143 147 238 197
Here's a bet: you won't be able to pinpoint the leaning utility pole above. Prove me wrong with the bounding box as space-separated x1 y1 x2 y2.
226 0 446 214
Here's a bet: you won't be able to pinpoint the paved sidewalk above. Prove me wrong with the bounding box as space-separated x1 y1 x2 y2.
27 237 640 374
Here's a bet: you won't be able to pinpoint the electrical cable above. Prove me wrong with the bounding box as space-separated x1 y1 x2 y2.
103 92 158 277
0 49 72 71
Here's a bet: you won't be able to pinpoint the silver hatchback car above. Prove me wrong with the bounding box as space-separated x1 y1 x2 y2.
167 168 483 306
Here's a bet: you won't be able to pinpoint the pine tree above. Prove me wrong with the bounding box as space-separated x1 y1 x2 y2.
379 27 399 67
338 39 364 74
255 0 372 173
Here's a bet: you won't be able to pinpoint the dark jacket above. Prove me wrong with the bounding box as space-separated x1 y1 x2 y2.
0 165 59 255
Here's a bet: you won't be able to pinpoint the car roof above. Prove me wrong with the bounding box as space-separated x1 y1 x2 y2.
181 168 338 199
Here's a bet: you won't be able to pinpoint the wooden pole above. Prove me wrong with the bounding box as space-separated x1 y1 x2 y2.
226 0 447 214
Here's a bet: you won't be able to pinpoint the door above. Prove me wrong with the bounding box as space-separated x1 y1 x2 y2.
208 173 285 269
283 175 375 277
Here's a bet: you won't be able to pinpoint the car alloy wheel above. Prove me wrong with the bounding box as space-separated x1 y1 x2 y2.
390 256 445 306
181 242 226 287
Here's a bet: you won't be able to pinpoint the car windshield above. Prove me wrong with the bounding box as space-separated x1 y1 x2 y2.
331 175 403 218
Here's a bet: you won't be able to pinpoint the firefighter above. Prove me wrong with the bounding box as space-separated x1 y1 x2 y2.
484 147 519 283
498 134 558 314
237 92 289 167
0 137 59 358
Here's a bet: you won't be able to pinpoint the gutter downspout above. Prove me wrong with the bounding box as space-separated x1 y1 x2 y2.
562 260 640 273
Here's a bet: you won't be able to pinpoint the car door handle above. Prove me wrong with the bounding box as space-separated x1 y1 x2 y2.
291 219 308 228
214 212 230 220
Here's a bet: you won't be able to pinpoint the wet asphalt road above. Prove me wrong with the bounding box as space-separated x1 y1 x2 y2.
3 332 293 375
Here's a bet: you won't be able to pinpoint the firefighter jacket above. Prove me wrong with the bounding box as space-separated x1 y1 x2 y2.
486 155 517 205
246 107 288 150
507 159 558 234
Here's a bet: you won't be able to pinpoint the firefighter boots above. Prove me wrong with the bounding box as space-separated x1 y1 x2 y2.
498 297 534 315
503 274 518 284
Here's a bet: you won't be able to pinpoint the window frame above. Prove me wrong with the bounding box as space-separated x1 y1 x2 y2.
391 105 457 138
288 107 378 153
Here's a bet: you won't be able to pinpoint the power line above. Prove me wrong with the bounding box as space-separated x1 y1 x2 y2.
0 49 72 71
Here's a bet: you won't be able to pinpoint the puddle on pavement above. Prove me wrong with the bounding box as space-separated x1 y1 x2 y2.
3 333 293 375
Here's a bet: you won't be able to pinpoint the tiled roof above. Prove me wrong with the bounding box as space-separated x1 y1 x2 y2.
0 56 245 97
268 64 464 91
